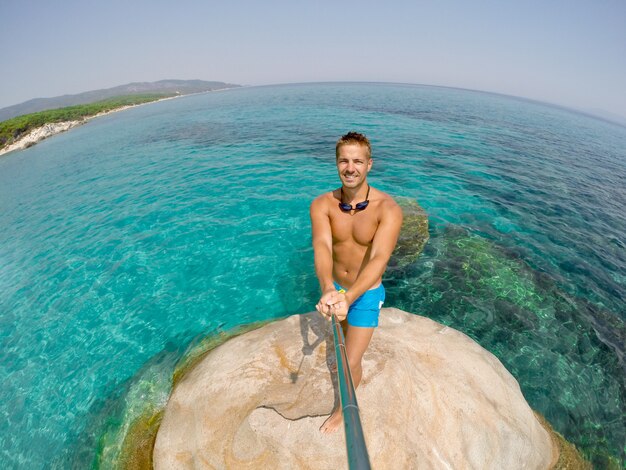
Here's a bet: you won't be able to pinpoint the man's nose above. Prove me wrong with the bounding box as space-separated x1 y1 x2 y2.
347 161 355 172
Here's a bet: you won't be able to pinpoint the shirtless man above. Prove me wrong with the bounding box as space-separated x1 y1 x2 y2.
310 131 403 434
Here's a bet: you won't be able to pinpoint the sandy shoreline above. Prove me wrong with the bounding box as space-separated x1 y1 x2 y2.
0 90 234 157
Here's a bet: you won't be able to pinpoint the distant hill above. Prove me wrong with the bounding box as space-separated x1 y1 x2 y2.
0 80 240 122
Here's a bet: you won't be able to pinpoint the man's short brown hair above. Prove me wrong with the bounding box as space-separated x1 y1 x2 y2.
336 131 371 159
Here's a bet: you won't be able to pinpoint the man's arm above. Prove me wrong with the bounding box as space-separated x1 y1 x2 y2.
343 200 403 306
310 195 336 315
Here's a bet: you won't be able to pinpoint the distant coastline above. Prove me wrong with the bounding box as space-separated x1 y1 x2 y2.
0 95 174 156
0 79 240 156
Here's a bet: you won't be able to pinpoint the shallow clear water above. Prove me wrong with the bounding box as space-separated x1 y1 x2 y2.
0 83 624 467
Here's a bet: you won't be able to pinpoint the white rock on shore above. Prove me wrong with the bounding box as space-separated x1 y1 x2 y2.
153 308 558 469
0 121 84 156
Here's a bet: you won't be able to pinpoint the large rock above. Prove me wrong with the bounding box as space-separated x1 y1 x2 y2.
153 309 557 469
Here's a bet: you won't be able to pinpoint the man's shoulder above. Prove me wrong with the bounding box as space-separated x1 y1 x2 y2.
310 190 336 213
370 189 403 225
372 188 401 209
311 190 336 204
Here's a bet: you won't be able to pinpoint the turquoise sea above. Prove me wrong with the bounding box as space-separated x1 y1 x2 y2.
0 83 624 468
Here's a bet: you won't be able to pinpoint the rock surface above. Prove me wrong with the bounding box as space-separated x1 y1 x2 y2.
154 309 557 469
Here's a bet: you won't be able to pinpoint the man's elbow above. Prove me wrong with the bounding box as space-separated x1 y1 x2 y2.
371 252 393 271
313 240 332 255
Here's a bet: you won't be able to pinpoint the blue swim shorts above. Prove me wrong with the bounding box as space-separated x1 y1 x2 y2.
333 281 385 328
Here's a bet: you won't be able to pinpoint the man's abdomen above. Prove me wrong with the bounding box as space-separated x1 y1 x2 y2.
332 247 381 290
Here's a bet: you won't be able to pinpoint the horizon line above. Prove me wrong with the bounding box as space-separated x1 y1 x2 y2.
235 80 626 129
3 79 625 130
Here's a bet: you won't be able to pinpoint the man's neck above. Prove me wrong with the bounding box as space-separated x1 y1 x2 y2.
341 182 369 203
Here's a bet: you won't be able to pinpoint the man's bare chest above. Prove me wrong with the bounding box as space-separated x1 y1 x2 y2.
329 211 379 247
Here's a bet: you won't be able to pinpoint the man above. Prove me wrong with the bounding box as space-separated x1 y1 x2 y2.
310 131 403 434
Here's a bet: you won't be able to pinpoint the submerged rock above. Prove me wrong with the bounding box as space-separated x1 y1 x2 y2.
388 197 429 271
390 224 624 464
154 309 557 469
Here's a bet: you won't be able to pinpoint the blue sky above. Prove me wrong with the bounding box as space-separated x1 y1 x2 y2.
1 0 625 119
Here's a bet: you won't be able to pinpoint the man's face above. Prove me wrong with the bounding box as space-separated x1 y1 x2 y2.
336 143 372 189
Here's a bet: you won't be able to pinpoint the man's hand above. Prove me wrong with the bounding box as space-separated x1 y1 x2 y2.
329 295 348 321
316 289 336 317
316 290 349 322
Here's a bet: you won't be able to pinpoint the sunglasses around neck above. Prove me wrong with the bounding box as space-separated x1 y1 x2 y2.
339 185 370 212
